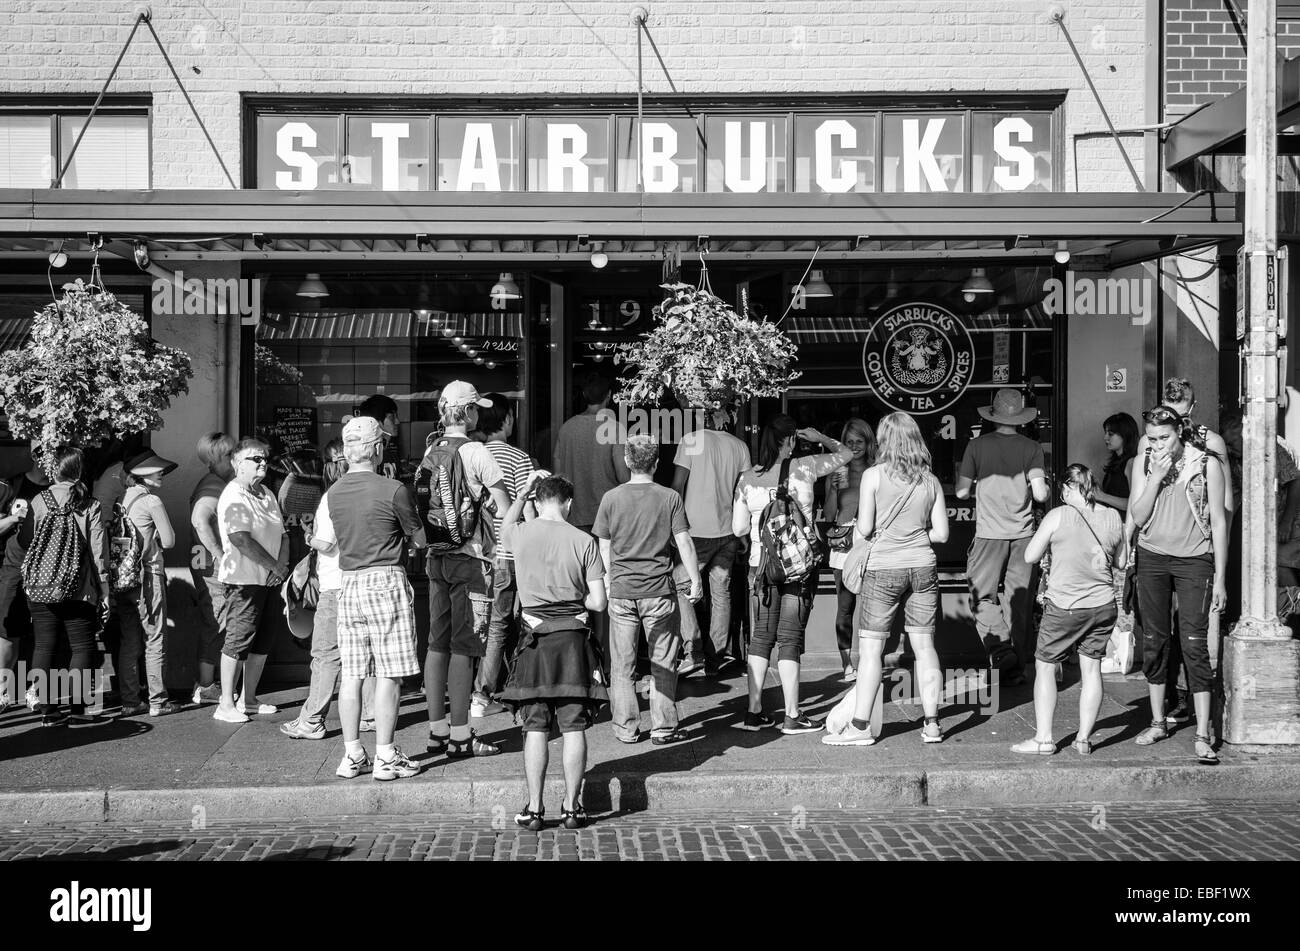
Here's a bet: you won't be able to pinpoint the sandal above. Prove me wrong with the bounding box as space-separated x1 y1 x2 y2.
1073 738 1093 756
514 803 545 831
1194 733 1219 765
921 717 944 744
1135 721 1169 746
1010 738 1056 755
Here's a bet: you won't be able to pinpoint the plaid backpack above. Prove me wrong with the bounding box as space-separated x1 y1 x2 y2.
22 489 86 604
753 460 816 602
414 435 484 555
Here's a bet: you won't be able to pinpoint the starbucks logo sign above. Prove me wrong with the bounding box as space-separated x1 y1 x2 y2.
861 302 975 415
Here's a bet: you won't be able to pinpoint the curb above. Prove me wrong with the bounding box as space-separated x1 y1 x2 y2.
4 761 1300 824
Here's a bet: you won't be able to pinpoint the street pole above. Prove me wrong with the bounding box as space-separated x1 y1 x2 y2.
1225 0 1300 744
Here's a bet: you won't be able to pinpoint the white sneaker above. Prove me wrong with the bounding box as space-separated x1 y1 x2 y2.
336 748 372 779
192 683 222 705
213 704 250 724
373 746 421 781
822 724 876 746
842 665 857 683
234 693 277 715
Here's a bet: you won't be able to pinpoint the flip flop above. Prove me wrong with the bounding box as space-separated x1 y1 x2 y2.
1010 738 1056 755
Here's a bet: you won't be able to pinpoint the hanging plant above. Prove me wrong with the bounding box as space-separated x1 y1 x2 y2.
615 282 800 409
0 279 194 474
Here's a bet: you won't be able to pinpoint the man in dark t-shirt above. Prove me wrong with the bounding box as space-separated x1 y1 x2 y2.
593 435 701 746
314 416 427 782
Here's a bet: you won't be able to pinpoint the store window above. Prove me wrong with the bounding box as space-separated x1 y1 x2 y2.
251 272 531 492
0 110 149 188
793 115 876 193
257 115 343 190
525 116 611 192
881 113 965 192
343 116 431 190
615 116 700 192
971 112 1053 192
437 116 521 191
704 115 788 193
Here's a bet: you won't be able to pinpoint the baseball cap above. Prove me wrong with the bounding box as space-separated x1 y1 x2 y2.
342 415 384 446
439 380 492 408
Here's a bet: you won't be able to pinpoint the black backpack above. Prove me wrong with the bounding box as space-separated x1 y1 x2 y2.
414 435 485 555
22 489 86 604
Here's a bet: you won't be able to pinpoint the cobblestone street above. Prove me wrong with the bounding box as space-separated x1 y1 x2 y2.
3 801 1298 861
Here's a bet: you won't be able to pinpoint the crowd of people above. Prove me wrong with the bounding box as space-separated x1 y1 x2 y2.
0 369 1285 826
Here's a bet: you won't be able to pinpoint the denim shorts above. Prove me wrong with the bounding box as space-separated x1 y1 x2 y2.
857 566 938 642
1036 600 1116 664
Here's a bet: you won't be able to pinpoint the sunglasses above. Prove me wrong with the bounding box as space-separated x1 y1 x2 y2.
1142 407 1183 426
240 455 268 465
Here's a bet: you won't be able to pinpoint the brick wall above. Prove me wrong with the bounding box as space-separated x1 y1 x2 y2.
1166 0 1300 117
0 0 1150 191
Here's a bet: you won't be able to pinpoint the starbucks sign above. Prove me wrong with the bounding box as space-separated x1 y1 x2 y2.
861 302 975 415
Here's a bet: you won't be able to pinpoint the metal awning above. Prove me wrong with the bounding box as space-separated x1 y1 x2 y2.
1165 55 1300 170
0 188 1240 269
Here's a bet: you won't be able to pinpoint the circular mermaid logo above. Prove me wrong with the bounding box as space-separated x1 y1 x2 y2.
861 302 974 415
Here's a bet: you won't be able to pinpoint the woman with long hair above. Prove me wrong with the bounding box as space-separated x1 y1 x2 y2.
21 446 109 726
824 413 948 746
733 414 851 733
1015 464 1125 755
189 431 236 705
1094 412 1139 513
1128 404 1228 764
823 417 877 682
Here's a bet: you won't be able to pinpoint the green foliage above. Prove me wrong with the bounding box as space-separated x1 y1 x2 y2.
615 283 800 409
0 279 193 473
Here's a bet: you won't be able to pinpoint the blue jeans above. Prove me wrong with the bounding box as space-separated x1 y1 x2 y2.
676 535 737 665
300 590 375 726
117 569 167 707
858 565 939 645
475 559 518 698
607 595 680 739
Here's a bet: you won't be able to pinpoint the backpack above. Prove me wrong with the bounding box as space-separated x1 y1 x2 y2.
22 489 87 604
753 460 817 601
414 435 484 555
109 494 146 593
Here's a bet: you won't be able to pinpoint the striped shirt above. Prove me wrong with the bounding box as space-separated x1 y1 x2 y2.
486 440 537 560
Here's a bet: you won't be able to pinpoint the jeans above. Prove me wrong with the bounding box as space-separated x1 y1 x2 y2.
117 569 167 707
30 600 98 712
476 559 518 698
607 595 680 739
747 566 813 663
967 535 1036 671
299 590 375 726
832 568 855 653
676 535 737 666
1136 548 1215 693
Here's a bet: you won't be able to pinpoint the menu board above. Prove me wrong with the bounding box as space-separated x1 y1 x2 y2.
271 406 317 452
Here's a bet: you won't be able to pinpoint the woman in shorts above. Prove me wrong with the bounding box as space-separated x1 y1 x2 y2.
823 412 948 747
1014 464 1125 755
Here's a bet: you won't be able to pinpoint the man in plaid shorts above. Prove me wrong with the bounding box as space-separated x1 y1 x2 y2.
314 416 427 781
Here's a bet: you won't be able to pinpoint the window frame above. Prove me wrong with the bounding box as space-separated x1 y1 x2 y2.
0 94 152 189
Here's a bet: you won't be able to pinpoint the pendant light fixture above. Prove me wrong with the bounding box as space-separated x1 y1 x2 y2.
804 269 833 298
961 267 994 303
296 273 329 298
1054 241 1071 265
490 272 521 300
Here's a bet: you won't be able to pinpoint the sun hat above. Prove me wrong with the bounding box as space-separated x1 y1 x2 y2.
439 380 492 408
124 450 178 478
977 388 1038 427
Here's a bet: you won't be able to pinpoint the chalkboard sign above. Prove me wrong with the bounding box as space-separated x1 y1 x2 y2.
272 406 317 452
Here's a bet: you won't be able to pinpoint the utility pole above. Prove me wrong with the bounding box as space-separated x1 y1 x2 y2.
1225 0 1300 744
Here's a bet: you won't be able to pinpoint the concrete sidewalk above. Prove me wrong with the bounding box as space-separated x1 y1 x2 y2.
3 661 1298 824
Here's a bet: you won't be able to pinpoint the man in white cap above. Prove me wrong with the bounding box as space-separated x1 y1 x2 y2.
421 381 513 759
316 415 426 780
956 388 1050 686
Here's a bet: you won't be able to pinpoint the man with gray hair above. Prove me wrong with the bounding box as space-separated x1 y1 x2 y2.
594 434 702 745
314 416 426 781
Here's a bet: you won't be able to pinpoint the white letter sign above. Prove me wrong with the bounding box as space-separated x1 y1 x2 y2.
993 116 1034 191
275 122 318 189
724 120 766 192
370 122 409 191
903 118 946 192
641 122 680 192
815 119 857 193
547 123 589 191
458 122 502 191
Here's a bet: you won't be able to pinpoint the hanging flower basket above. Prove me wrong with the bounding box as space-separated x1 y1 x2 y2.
0 279 194 474
615 282 800 409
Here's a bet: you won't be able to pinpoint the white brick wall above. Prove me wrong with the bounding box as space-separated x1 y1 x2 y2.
0 0 1150 190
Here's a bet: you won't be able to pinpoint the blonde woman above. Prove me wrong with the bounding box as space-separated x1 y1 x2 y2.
824 413 948 747
823 418 876 682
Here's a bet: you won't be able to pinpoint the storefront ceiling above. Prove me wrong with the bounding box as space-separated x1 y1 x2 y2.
0 188 1239 269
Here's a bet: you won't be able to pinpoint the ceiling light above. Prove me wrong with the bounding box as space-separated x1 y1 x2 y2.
442 326 454 337
467 349 478 357
590 242 608 269
1054 241 1070 265
452 336 464 345
961 268 994 303
474 357 485 365
486 361 497 369
132 241 149 270
48 248 67 269
296 273 329 298
490 272 521 300
803 269 833 298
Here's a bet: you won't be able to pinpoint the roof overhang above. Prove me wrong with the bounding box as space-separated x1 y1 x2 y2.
1165 55 1300 170
0 188 1240 269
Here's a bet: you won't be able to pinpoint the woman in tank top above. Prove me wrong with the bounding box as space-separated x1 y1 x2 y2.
1128 404 1227 764
822 417 876 683
1094 412 1138 513
1015 464 1125 755
822 413 949 747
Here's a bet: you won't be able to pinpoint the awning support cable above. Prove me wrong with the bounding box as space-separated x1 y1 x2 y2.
54 10 237 190
1050 9 1146 192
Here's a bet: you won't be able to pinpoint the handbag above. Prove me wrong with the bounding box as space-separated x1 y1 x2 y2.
842 478 921 596
825 522 856 553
